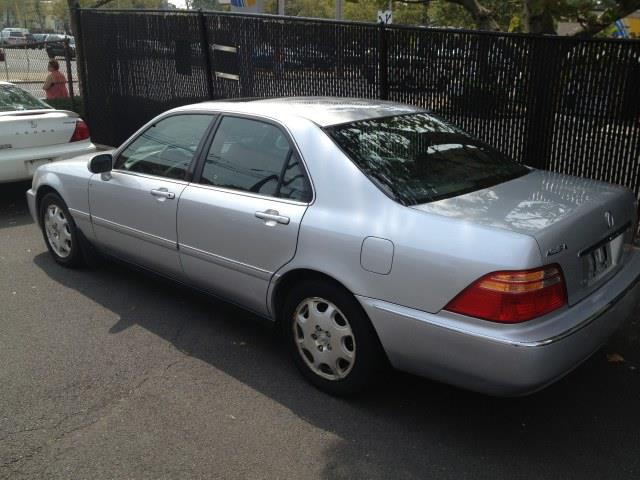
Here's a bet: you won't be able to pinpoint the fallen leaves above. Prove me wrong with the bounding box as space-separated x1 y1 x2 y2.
606 353 625 363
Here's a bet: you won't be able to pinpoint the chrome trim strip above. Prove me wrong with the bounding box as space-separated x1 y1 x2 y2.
92 216 177 250
213 44 237 53
68 208 90 221
187 183 309 206
215 72 240 81
110 169 189 185
179 243 272 280
362 271 640 348
578 222 631 258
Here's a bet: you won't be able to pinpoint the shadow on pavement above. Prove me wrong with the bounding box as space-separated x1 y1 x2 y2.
0 180 34 230
33 250 640 479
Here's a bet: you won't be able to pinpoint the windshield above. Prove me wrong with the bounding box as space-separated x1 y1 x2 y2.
325 113 529 206
0 84 52 112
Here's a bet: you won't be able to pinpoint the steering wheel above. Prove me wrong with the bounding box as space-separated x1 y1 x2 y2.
249 174 279 193
159 145 193 178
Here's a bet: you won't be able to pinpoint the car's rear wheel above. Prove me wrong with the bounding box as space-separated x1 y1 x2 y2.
281 280 385 396
40 193 83 268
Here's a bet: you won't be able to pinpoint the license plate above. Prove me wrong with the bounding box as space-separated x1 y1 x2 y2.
587 245 610 280
26 158 52 175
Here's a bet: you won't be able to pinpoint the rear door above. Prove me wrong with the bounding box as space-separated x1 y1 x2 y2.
89 113 215 279
178 115 312 316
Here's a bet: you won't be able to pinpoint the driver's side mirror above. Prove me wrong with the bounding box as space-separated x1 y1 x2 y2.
88 153 113 174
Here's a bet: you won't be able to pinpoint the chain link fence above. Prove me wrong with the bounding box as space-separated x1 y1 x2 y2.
78 9 640 198
0 41 78 105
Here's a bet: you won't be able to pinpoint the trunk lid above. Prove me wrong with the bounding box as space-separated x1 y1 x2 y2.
413 170 638 305
0 109 78 149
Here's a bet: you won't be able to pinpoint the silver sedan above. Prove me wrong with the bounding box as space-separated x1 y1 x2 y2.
27 98 640 396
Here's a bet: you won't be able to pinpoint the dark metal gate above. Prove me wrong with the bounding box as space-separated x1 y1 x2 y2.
78 8 640 198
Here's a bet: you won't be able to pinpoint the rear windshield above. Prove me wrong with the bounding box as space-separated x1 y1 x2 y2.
0 84 51 112
325 113 529 206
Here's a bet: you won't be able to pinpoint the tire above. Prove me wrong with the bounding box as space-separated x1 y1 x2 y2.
281 280 385 396
39 193 84 268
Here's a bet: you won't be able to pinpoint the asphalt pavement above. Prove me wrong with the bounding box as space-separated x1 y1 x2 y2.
1 180 639 479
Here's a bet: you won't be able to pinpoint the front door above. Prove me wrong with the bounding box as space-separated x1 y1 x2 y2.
178 115 313 315
89 113 214 278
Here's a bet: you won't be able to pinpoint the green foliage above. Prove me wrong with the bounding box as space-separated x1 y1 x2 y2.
47 0 167 31
44 96 85 117
262 0 519 28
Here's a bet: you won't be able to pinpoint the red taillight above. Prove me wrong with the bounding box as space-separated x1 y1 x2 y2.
70 119 90 142
445 265 567 323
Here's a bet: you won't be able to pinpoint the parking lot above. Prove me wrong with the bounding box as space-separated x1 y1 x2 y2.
1 180 639 479
0 48 78 98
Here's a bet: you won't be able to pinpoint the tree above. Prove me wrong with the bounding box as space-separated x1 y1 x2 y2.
394 0 640 36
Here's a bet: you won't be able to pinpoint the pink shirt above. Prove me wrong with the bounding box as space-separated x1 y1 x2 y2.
45 71 69 99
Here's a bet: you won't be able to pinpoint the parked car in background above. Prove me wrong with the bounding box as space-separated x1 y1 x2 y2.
0 28 32 46
0 82 94 183
26 98 640 397
46 35 75 59
32 33 49 48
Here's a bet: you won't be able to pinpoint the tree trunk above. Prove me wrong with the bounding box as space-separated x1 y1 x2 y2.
66 0 83 96
67 0 80 36
522 0 556 34
448 0 501 31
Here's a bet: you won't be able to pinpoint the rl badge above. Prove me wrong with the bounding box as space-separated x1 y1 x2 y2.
605 211 615 229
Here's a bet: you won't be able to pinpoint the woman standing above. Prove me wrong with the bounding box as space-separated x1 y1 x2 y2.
42 59 69 99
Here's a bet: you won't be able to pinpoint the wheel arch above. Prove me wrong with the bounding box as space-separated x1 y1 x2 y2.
35 184 62 227
270 268 359 324
271 267 392 378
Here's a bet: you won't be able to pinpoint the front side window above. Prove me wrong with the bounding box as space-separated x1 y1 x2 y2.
115 114 213 180
200 116 311 201
326 113 529 206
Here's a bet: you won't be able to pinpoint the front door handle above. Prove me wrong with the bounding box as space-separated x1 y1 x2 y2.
255 209 290 225
150 188 175 200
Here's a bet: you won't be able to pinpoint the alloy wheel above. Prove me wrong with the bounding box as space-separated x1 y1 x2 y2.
44 204 72 258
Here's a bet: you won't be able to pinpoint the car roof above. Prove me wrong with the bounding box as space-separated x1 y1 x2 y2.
176 97 426 127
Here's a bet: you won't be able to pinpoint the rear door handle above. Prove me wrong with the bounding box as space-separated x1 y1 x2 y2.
150 188 175 200
255 209 290 225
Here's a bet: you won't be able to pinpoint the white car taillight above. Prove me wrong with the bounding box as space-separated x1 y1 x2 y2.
70 119 90 142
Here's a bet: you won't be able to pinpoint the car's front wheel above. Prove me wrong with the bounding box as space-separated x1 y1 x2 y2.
40 193 84 268
282 280 385 396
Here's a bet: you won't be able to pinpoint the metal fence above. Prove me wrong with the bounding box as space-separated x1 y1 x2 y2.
78 9 640 197
1 42 78 103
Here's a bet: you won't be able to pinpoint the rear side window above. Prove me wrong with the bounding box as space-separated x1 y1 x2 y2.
326 113 529 206
0 84 51 112
200 116 311 201
115 114 213 180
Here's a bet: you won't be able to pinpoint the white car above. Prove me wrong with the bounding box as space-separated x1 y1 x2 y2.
0 82 95 183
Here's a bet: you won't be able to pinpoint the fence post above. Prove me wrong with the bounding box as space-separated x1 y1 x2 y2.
523 37 562 170
74 7 89 123
378 23 389 100
63 39 76 112
198 9 215 100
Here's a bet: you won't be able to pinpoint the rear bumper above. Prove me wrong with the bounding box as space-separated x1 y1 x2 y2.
358 248 640 396
0 141 96 183
26 188 37 225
